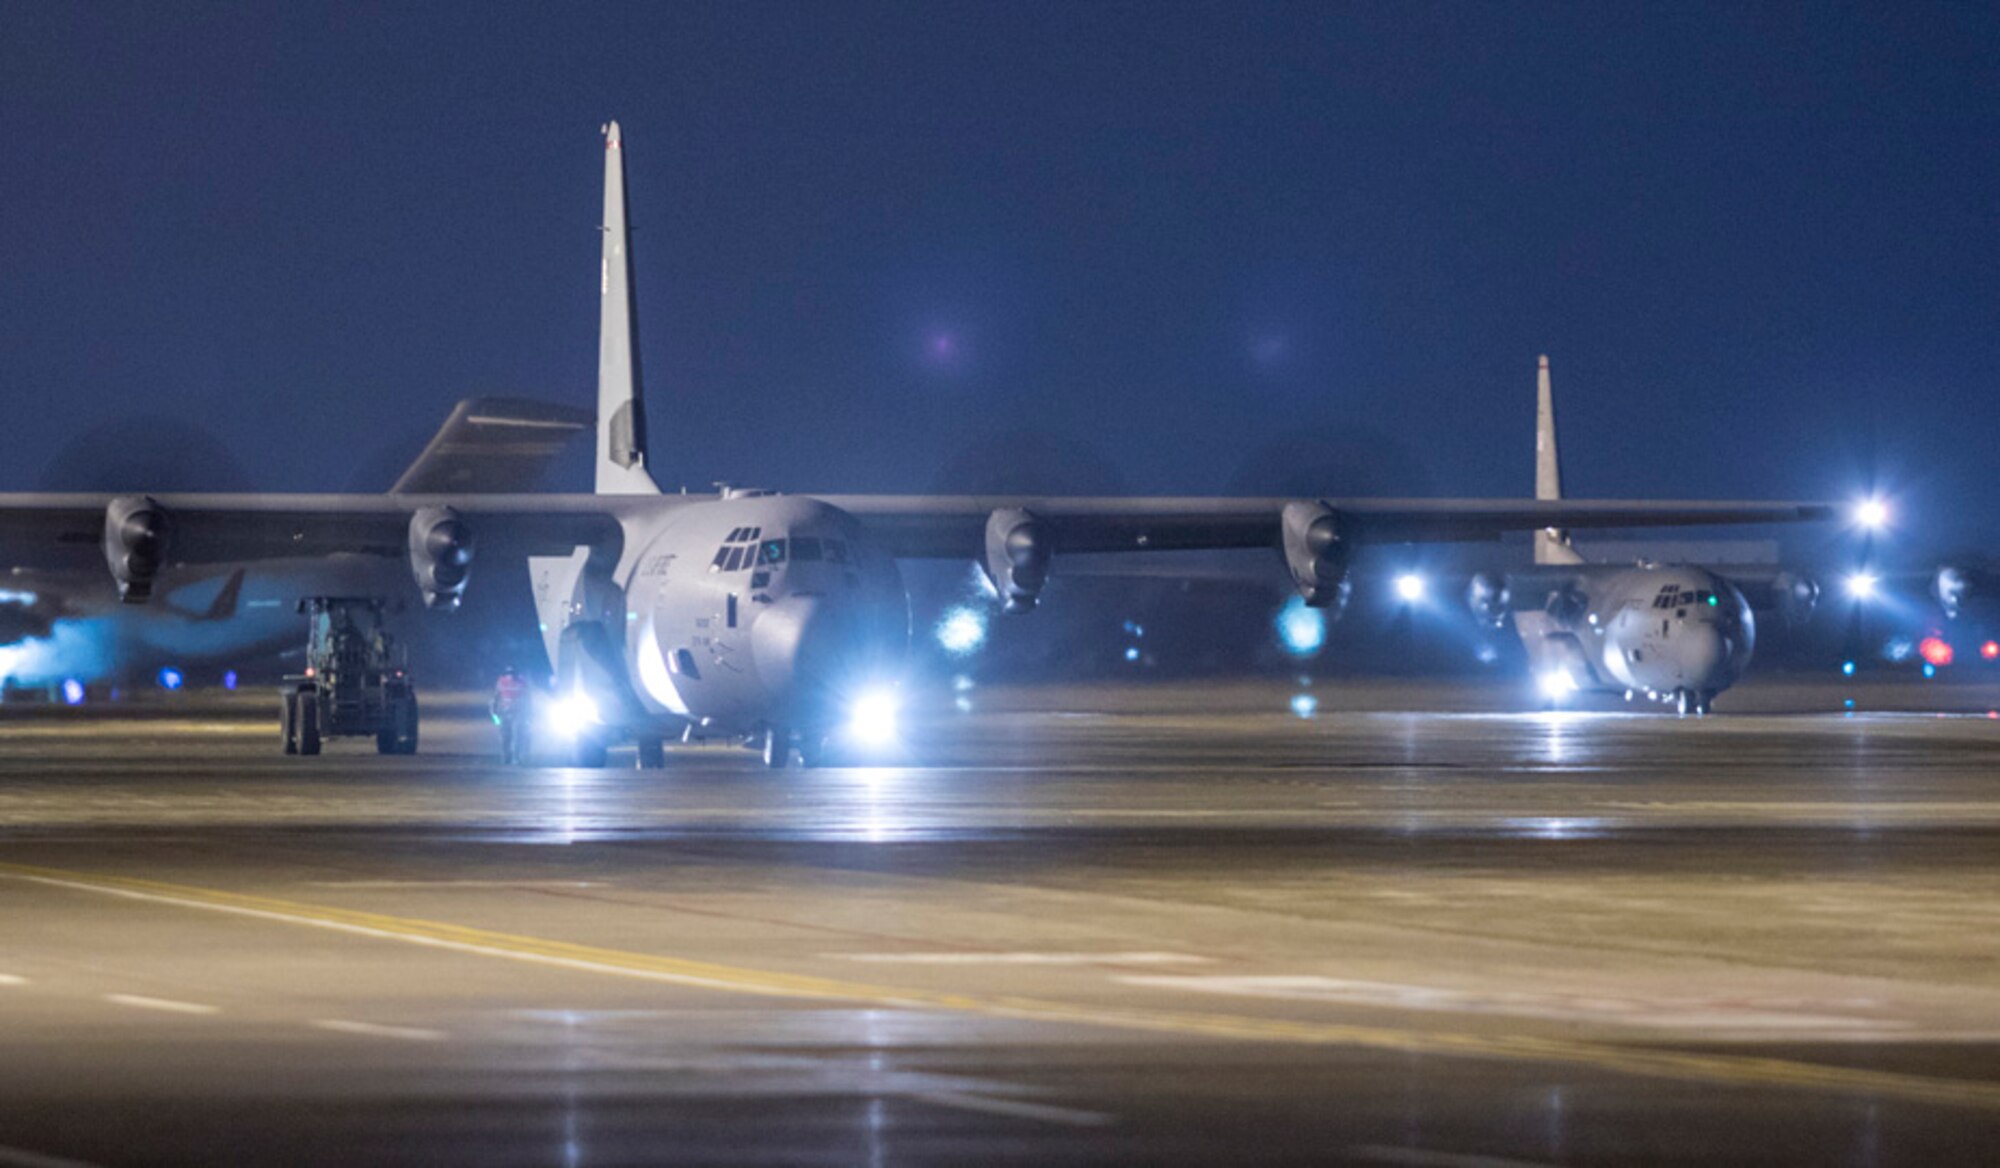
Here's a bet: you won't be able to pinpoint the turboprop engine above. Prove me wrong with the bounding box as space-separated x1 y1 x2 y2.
1772 571 1821 626
1465 571 1511 627
984 508 1051 614
1280 502 1350 616
103 496 170 603
408 506 474 610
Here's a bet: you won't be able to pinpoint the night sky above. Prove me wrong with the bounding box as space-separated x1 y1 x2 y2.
4 3 1995 550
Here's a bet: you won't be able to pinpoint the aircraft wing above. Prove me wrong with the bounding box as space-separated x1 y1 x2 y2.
823 497 1841 558
391 398 594 494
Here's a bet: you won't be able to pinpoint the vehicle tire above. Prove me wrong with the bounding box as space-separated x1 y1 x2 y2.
572 733 608 769
397 693 420 754
281 693 298 755
636 737 666 768
298 697 321 756
761 726 790 769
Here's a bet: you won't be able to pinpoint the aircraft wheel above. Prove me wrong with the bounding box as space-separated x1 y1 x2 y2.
1674 689 1691 718
1694 691 1715 717
281 693 298 755
761 726 790 769
636 737 666 768
297 697 322 756
572 733 609 769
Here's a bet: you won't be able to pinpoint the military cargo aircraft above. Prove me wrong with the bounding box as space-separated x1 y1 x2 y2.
0 123 1841 761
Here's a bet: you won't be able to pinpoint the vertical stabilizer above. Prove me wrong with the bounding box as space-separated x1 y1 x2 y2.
1534 354 1583 565
596 120 661 495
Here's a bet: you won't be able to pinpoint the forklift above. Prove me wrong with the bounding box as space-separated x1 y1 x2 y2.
281 597 419 756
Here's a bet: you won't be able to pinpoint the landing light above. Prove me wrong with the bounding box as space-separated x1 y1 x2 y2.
1855 497 1891 531
1537 669 1579 701
548 692 600 737
1845 572 1879 601
847 689 900 747
1393 573 1426 603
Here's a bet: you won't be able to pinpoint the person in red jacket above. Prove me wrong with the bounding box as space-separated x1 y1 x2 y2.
490 667 534 764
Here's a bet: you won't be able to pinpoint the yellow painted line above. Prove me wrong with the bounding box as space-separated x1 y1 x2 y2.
6 860 2000 1111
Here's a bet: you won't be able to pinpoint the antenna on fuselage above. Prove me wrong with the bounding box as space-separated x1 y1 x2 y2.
596 119 661 496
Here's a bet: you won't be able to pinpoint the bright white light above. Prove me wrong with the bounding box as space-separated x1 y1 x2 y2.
1845 572 1879 601
548 692 600 736
1275 594 1327 657
848 689 900 747
934 606 988 655
1855 497 1890 530
60 678 85 706
1289 693 1318 719
1537 669 1579 701
1393 573 1426 603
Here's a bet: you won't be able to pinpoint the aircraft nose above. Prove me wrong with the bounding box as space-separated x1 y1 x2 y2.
1683 622 1729 682
750 595 868 712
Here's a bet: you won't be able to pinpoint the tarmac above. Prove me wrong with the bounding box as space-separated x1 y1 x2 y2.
2 675 1999 1165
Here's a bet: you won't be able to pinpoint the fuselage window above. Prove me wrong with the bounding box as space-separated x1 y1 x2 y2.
749 570 771 590
760 539 788 566
792 536 823 562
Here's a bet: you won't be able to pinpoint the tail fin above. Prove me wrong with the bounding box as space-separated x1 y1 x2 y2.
596 120 660 495
1534 354 1583 566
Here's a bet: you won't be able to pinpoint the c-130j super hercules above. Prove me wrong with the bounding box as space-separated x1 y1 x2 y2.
3 123 1839 766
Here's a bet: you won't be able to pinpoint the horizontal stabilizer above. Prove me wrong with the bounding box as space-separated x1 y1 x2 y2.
392 398 594 495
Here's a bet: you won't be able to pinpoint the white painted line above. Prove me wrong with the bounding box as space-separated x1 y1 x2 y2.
0 1144 107 1168
101 993 219 1016
308 880 604 889
915 1090 1114 1127
839 951 1210 967
0 974 26 987
312 1019 447 1042
1351 1145 1558 1168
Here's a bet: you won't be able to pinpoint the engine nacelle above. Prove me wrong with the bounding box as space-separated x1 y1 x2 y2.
984 508 1051 614
1773 571 1820 625
408 506 474 611
1465 571 1511 628
1280 502 1350 614
103 495 170 604
1935 565 1969 620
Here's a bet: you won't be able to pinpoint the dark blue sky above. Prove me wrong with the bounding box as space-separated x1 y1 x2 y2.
3 2 1994 547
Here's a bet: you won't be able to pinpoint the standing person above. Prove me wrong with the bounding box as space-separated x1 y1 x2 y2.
491 667 534 764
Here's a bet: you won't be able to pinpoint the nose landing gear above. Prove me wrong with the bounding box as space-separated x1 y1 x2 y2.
1674 688 1716 717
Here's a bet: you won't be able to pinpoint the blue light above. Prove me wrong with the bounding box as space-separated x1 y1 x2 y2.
1275 595 1327 658
156 667 183 691
222 670 238 691
1290 693 1318 719
1841 660 1856 677
1124 646 1141 662
1923 663 1937 679
934 606 988 655
60 678 84 706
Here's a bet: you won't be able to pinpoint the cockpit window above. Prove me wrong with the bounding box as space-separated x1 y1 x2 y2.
759 539 787 566
723 546 747 572
792 536 823 562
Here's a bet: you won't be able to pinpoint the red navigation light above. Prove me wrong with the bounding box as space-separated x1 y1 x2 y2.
1983 641 2000 661
1918 636 1954 668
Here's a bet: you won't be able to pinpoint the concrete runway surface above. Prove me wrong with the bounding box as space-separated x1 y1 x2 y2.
2 677 1999 1165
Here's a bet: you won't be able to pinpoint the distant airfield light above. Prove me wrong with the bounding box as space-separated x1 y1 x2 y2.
934 606 988 655
1841 660 1857 677
1124 646 1141 663
222 670 238 691
1393 573 1426 603
1855 497 1891 531
1845 572 1879 601
1923 663 1937 679
1919 636 1954 668
156 667 183 691
1290 693 1318 719
1983 641 2000 662
60 678 85 706
1275 595 1328 657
